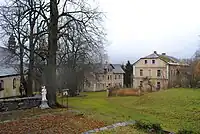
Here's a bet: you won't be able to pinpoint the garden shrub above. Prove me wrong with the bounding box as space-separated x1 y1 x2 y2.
135 120 164 134
177 129 197 134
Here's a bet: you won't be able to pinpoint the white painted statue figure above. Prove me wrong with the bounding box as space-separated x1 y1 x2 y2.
40 85 49 109
41 86 47 101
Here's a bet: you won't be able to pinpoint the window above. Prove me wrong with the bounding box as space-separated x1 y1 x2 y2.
104 68 107 74
140 69 143 76
107 75 109 80
110 75 112 80
148 70 151 77
157 70 161 77
97 83 100 88
118 75 121 79
145 60 148 64
115 75 117 79
176 69 180 76
157 82 161 90
0 80 4 91
119 83 122 87
13 78 16 89
152 60 155 64
140 81 143 87
102 75 105 79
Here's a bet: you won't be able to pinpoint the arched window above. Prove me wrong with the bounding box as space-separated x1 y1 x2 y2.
0 80 4 91
13 78 16 89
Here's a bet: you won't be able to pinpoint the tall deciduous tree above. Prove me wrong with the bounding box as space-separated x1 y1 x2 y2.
0 0 107 106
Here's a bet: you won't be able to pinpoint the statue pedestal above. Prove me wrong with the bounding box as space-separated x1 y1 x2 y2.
40 100 50 109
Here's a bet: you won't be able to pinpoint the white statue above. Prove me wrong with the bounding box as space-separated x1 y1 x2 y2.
40 85 49 109
41 86 47 101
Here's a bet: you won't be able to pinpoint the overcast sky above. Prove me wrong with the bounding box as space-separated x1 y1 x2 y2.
99 0 200 64
1 0 200 64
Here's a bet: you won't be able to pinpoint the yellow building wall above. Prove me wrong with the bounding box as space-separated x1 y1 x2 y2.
0 75 21 98
133 58 168 90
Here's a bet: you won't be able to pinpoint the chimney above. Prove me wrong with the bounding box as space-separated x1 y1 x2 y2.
162 53 166 55
154 51 157 54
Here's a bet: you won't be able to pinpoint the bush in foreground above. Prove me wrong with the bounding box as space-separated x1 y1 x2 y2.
134 120 164 134
134 120 197 134
177 129 197 134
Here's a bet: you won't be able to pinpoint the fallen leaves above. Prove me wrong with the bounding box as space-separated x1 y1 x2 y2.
0 111 105 134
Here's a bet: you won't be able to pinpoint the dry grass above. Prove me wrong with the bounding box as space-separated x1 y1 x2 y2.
0 109 105 134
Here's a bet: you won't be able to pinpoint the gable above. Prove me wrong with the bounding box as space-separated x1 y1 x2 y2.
134 58 167 68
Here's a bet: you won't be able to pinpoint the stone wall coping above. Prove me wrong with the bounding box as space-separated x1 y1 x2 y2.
0 96 41 102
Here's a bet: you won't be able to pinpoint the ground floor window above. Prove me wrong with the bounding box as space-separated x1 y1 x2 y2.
13 78 16 89
140 81 143 87
0 80 4 91
157 82 161 90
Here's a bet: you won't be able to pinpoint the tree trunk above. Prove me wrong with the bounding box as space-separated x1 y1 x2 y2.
19 40 25 96
27 12 35 96
46 0 58 107
17 7 25 96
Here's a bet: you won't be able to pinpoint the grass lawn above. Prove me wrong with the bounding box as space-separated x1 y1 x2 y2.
59 88 200 133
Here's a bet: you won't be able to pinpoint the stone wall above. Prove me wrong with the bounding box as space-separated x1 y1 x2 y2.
0 96 41 112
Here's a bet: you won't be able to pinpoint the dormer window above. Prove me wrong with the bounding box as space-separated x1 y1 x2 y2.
104 68 107 74
152 60 155 64
145 60 147 64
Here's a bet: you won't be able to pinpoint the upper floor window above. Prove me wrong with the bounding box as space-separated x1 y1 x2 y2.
115 75 117 79
140 69 143 76
145 60 148 64
118 75 121 79
110 75 112 80
107 75 109 80
157 70 161 77
152 60 155 64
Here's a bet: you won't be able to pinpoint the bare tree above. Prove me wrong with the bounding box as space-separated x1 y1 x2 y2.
0 0 107 106
0 1 29 96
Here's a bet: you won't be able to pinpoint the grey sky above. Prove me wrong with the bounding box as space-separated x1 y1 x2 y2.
1 0 200 64
100 0 200 64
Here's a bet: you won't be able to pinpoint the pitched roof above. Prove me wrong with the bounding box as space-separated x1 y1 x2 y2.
93 63 124 74
112 64 125 73
0 46 19 77
134 51 188 66
144 53 159 59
